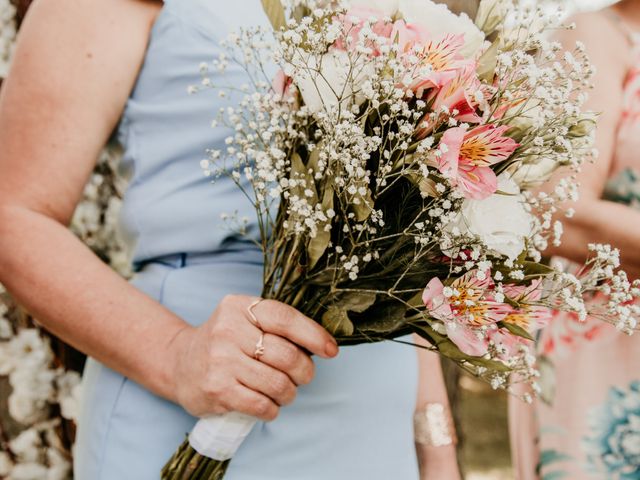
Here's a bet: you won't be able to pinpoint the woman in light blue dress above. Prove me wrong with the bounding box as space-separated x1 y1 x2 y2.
0 1 461 478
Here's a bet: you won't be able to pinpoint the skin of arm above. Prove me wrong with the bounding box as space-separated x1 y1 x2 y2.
0 0 186 400
414 335 462 480
0 0 338 421
546 12 640 277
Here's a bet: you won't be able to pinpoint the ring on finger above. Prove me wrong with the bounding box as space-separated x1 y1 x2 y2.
247 298 264 329
254 331 266 361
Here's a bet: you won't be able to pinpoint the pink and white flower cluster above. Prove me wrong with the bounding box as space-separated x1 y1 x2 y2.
202 0 634 397
423 271 551 359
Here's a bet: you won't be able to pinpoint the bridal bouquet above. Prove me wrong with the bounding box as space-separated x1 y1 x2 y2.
163 0 640 478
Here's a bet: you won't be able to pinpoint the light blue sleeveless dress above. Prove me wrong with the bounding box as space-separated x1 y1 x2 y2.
74 2 419 478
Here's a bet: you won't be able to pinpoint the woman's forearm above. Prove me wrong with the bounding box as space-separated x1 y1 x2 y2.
550 197 640 278
414 337 461 479
0 203 190 402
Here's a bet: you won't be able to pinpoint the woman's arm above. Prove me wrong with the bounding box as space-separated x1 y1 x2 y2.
546 12 640 276
0 0 336 420
414 336 461 480
0 0 180 399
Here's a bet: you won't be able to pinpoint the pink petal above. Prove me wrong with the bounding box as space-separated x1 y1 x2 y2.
423 278 453 320
272 69 287 96
445 322 489 356
436 126 466 179
456 165 498 199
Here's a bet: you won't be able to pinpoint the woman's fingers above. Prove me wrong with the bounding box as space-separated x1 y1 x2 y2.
224 383 280 421
240 331 315 386
249 299 339 359
236 356 298 407
174 295 338 419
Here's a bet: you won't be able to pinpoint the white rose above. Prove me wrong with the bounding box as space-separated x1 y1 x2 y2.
345 0 399 16
398 0 486 58
507 157 560 188
293 49 374 114
449 174 532 260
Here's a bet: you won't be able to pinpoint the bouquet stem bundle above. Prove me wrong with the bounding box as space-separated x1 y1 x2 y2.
162 440 229 479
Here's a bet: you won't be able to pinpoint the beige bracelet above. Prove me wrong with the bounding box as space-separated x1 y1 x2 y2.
414 403 458 447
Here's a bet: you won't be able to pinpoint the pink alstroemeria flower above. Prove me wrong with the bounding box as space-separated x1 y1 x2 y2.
272 69 295 102
422 270 509 356
334 7 395 56
415 65 482 138
502 280 552 334
436 124 519 199
487 327 532 362
409 34 475 97
430 64 482 121
391 19 430 53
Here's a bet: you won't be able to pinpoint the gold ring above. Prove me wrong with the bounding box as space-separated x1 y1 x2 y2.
247 298 264 329
254 332 265 360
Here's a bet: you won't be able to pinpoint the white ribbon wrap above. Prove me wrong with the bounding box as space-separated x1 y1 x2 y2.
188 412 258 461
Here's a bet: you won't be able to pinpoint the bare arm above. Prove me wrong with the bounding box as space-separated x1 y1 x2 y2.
0 0 184 397
547 12 640 277
0 0 336 420
414 336 461 480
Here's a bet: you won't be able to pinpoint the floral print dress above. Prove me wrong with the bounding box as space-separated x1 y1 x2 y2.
509 22 640 480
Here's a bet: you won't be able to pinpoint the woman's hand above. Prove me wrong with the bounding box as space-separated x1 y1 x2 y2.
168 295 339 420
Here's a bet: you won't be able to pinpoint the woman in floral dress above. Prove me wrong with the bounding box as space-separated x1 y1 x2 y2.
510 2 640 479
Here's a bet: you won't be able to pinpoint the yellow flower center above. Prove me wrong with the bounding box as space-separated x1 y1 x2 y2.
450 288 492 326
460 138 491 166
503 308 531 329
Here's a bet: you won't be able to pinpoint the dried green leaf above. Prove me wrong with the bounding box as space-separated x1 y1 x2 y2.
521 261 555 277
414 322 512 372
475 0 508 35
356 302 407 333
307 186 333 269
292 4 311 23
477 38 500 82
307 146 321 174
321 306 355 337
307 229 330 269
290 152 305 176
260 0 286 31
351 185 373 222
407 291 425 308
290 152 317 200
498 321 534 341
419 177 441 198
335 291 377 313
